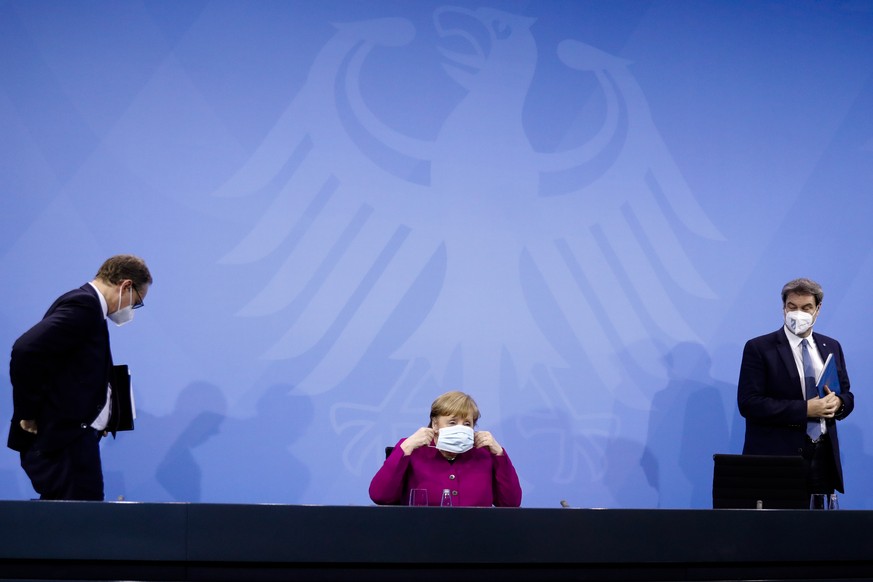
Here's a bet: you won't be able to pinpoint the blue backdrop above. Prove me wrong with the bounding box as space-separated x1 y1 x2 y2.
2 0 872 508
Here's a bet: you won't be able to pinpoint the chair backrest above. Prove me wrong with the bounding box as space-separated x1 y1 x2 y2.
712 454 807 509
385 446 394 459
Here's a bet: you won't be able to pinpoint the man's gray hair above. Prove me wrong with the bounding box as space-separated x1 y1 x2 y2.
781 278 823 306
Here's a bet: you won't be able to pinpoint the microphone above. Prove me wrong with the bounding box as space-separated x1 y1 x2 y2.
559 500 570 508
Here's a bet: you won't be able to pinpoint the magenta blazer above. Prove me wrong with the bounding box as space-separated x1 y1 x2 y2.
369 438 522 507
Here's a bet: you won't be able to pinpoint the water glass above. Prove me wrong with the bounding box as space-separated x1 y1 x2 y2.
828 493 839 510
408 489 428 506
809 494 828 510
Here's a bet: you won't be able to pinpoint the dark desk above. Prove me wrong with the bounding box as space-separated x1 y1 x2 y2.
1 501 870 581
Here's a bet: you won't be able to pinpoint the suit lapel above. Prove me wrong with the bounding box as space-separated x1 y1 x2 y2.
812 332 834 363
773 329 802 393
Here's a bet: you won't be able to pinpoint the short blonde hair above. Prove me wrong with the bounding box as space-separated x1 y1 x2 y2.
429 391 480 426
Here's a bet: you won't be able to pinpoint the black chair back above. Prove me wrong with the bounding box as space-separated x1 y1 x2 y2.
712 454 807 509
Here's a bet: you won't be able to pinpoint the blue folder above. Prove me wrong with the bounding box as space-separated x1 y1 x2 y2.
815 353 841 398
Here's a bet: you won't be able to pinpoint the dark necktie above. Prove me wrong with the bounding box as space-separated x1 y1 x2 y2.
802 338 822 441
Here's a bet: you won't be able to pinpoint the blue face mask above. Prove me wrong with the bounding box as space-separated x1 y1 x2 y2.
436 425 474 454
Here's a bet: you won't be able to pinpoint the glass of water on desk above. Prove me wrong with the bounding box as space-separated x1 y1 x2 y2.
810 493 839 510
408 489 428 506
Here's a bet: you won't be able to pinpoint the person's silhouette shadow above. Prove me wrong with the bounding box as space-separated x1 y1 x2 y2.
103 381 227 501
156 410 225 501
646 342 731 508
196 384 314 503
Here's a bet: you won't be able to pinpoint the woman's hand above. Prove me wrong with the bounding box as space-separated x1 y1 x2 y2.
474 431 503 456
400 427 435 455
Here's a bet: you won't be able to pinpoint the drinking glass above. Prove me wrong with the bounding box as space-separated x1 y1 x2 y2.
408 489 428 506
809 493 827 510
828 493 839 510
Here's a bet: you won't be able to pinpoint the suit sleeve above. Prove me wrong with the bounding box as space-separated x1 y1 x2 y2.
737 338 807 425
833 341 854 421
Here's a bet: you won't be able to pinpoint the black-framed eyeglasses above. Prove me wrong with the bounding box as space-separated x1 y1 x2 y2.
132 285 145 310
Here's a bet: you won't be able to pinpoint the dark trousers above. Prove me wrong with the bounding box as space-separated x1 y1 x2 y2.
20 428 104 501
802 433 836 495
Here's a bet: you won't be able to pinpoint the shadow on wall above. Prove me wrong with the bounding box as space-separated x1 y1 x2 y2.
194 383 315 503
645 342 731 509
156 409 226 501
102 381 228 502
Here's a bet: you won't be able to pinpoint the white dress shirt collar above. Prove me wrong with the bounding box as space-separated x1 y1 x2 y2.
87 281 108 319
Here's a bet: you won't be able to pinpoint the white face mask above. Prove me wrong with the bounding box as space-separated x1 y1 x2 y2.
435 424 475 455
784 309 814 336
108 286 134 327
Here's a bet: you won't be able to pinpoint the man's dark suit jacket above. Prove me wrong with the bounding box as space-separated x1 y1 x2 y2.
7 284 113 454
738 328 854 492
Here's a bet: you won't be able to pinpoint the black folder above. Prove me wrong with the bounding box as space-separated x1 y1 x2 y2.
110 364 135 431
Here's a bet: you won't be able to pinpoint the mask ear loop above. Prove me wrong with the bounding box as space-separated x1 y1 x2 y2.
428 422 438 448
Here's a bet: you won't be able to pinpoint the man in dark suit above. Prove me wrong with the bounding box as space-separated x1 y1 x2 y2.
8 254 152 500
738 278 853 494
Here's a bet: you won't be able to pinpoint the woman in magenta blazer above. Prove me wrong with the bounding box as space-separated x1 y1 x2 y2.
369 391 522 507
